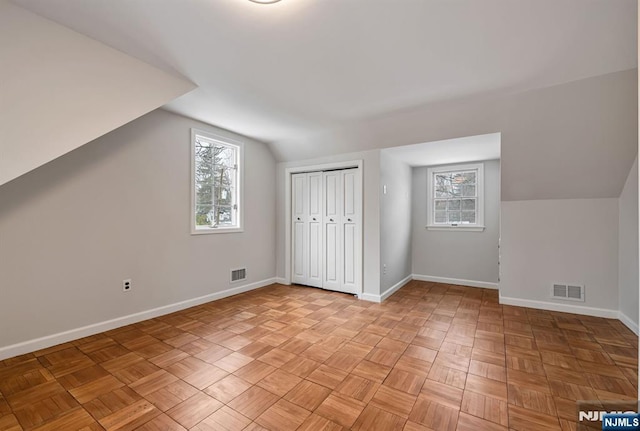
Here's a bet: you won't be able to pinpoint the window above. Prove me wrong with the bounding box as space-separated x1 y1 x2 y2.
191 129 243 234
427 163 484 231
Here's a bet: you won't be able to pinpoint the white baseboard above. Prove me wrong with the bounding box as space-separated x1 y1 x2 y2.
0 278 277 361
618 311 640 335
381 275 413 302
412 274 498 290
361 274 413 303
274 277 290 285
498 294 619 319
359 293 381 303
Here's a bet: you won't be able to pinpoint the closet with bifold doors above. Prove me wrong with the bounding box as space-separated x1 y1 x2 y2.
291 167 362 295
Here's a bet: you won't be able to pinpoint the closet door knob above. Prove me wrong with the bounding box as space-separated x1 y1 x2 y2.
329 218 334 222
312 218 317 221
297 217 301 221
347 218 352 222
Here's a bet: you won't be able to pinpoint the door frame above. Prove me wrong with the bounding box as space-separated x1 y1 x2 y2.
284 160 364 297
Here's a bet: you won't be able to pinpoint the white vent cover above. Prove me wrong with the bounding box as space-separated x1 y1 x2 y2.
231 268 247 283
551 283 584 302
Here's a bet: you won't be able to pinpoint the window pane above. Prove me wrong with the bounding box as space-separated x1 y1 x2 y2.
216 146 234 167
461 211 476 223
434 174 451 197
447 199 461 210
461 185 476 197
448 211 461 223
435 200 447 211
434 211 447 223
214 206 233 225
461 198 475 211
452 173 465 184
461 172 476 184
195 205 213 226
435 187 451 198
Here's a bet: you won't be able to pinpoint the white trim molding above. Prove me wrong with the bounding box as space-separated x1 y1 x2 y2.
190 128 244 235
618 311 639 335
381 275 413 302
283 159 364 295
0 278 277 361
426 225 485 232
412 274 498 290
361 275 413 303
359 292 382 303
426 162 484 229
498 294 619 319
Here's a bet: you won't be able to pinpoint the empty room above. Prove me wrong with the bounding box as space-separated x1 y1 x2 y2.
0 1 638 430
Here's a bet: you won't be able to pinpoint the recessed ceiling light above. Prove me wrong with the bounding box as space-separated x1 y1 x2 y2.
249 0 281 3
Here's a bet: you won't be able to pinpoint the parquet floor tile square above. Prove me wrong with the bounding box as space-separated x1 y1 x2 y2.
134 413 185 431
255 399 310 431
461 390 508 426
0 282 636 430
226 386 278 420
192 405 251 431
283 380 331 411
335 374 380 403
315 393 366 428
408 396 459 431
306 364 348 390
351 405 405 430
256 369 301 397
233 360 276 385
369 385 417 418
296 413 345 431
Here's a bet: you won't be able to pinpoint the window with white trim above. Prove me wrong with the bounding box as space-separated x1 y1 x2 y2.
191 129 243 234
427 163 484 231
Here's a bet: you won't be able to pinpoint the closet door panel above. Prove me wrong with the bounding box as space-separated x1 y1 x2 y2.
341 169 360 294
343 223 356 288
307 172 323 287
323 171 341 292
292 174 307 284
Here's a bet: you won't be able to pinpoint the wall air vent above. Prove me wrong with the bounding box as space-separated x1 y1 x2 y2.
231 268 247 283
551 283 584 302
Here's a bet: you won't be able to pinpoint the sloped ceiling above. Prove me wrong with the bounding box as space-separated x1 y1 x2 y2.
7 0 638 200
0 1 196 186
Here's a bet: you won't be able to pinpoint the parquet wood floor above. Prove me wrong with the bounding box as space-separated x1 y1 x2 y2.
0 281 637 430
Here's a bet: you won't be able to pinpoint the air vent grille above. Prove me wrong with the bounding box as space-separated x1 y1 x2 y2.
551 283 584 302
231 268 247 283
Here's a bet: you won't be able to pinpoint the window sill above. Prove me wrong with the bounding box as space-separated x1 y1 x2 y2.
426 225 485 232
192 227 244 235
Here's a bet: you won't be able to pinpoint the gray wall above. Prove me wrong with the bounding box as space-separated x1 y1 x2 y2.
411 159 500 284
0 109 277 348
270 69 637 201
379 152 413 292
618 157 639 330
500 198 619 312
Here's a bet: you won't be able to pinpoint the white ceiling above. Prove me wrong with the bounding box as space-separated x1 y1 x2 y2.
12 0 637 159
383 133 500 167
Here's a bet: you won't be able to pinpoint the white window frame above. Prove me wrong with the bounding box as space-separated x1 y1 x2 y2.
426 162 485 231
191 128 243 235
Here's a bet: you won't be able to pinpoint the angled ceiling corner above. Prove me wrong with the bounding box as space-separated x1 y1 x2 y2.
0 0 197 186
